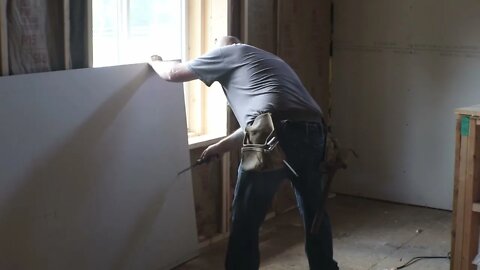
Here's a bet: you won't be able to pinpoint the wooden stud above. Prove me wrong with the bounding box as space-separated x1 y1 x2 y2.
451 116 462 270
452 115 480 270
242 0 248 44
221 153 231 233
243 0 276 52
227 0 241 38
0 0 8 75
63 0 72 69
460 118 480 270
453 116 470 270
86 0 93 67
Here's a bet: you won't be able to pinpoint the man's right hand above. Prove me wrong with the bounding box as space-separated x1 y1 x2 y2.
150 55 163 61
199 128 245 161
200 143 224 161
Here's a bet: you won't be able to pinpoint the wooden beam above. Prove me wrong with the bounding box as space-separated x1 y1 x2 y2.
450 116 462 270
228 0 241 38
242 0 249 43
460 119 480 270
221 153 231 233
452 116 470 270
0 0 8 75
63 0 72 69
456 105 480 117
452 116 480 270
276 0 331 112
86 0 93 67
244 0 276 52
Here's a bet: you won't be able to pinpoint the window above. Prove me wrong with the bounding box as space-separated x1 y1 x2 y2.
91 0 227 141
92 0 183 67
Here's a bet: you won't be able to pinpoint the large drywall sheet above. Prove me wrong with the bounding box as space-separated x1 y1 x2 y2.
0 64 198 269
332 0 480 210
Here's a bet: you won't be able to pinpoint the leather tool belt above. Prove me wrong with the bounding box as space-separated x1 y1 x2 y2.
240 113 286 172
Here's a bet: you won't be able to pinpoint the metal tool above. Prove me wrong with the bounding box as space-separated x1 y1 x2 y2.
177 155 217 175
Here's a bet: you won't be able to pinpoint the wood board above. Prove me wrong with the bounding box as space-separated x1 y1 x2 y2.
450 112 480 270
0 0 8 75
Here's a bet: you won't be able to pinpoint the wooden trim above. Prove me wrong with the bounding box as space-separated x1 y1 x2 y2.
182 0 188 61
185 0 205 135
86 0 93 67
0 0 8 75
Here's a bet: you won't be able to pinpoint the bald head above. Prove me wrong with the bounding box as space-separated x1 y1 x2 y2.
215 36 241 47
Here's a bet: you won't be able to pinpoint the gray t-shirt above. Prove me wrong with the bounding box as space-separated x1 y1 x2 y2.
186 44 323 128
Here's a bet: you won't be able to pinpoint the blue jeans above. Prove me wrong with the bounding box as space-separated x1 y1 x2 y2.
225 121 339 270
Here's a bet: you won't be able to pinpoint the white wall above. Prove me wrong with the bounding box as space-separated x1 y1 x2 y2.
0 64 198 269
332 0 480 210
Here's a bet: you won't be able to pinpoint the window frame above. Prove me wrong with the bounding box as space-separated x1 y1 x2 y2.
89 0 227 141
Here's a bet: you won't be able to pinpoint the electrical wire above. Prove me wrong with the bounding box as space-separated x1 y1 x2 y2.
389 252 451 269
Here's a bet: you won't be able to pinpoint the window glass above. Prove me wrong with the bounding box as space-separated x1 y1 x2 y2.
93 0 182 67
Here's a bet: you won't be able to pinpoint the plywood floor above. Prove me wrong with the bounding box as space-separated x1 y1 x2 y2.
175 195 451 270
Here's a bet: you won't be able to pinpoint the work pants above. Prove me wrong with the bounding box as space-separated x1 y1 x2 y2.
225 121 339 270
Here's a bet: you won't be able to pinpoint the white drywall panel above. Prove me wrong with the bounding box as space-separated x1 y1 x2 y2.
332 0 480 210
0 63 198 269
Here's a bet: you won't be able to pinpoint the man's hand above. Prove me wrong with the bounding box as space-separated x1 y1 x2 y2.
150 55 163 61
149 57 197 82
200 143 224 161
200 128 245 161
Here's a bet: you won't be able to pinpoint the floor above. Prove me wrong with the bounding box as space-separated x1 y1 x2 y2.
175 195 452 270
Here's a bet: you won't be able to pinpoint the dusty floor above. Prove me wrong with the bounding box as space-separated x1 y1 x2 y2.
175 195 451 270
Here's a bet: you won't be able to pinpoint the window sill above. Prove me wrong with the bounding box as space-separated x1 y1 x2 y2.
188 134 225 150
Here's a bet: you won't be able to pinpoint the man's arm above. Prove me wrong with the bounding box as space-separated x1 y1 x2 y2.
200 128 244 160
149 59 198 82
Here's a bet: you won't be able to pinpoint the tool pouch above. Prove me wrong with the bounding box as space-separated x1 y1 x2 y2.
241 113 286 172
